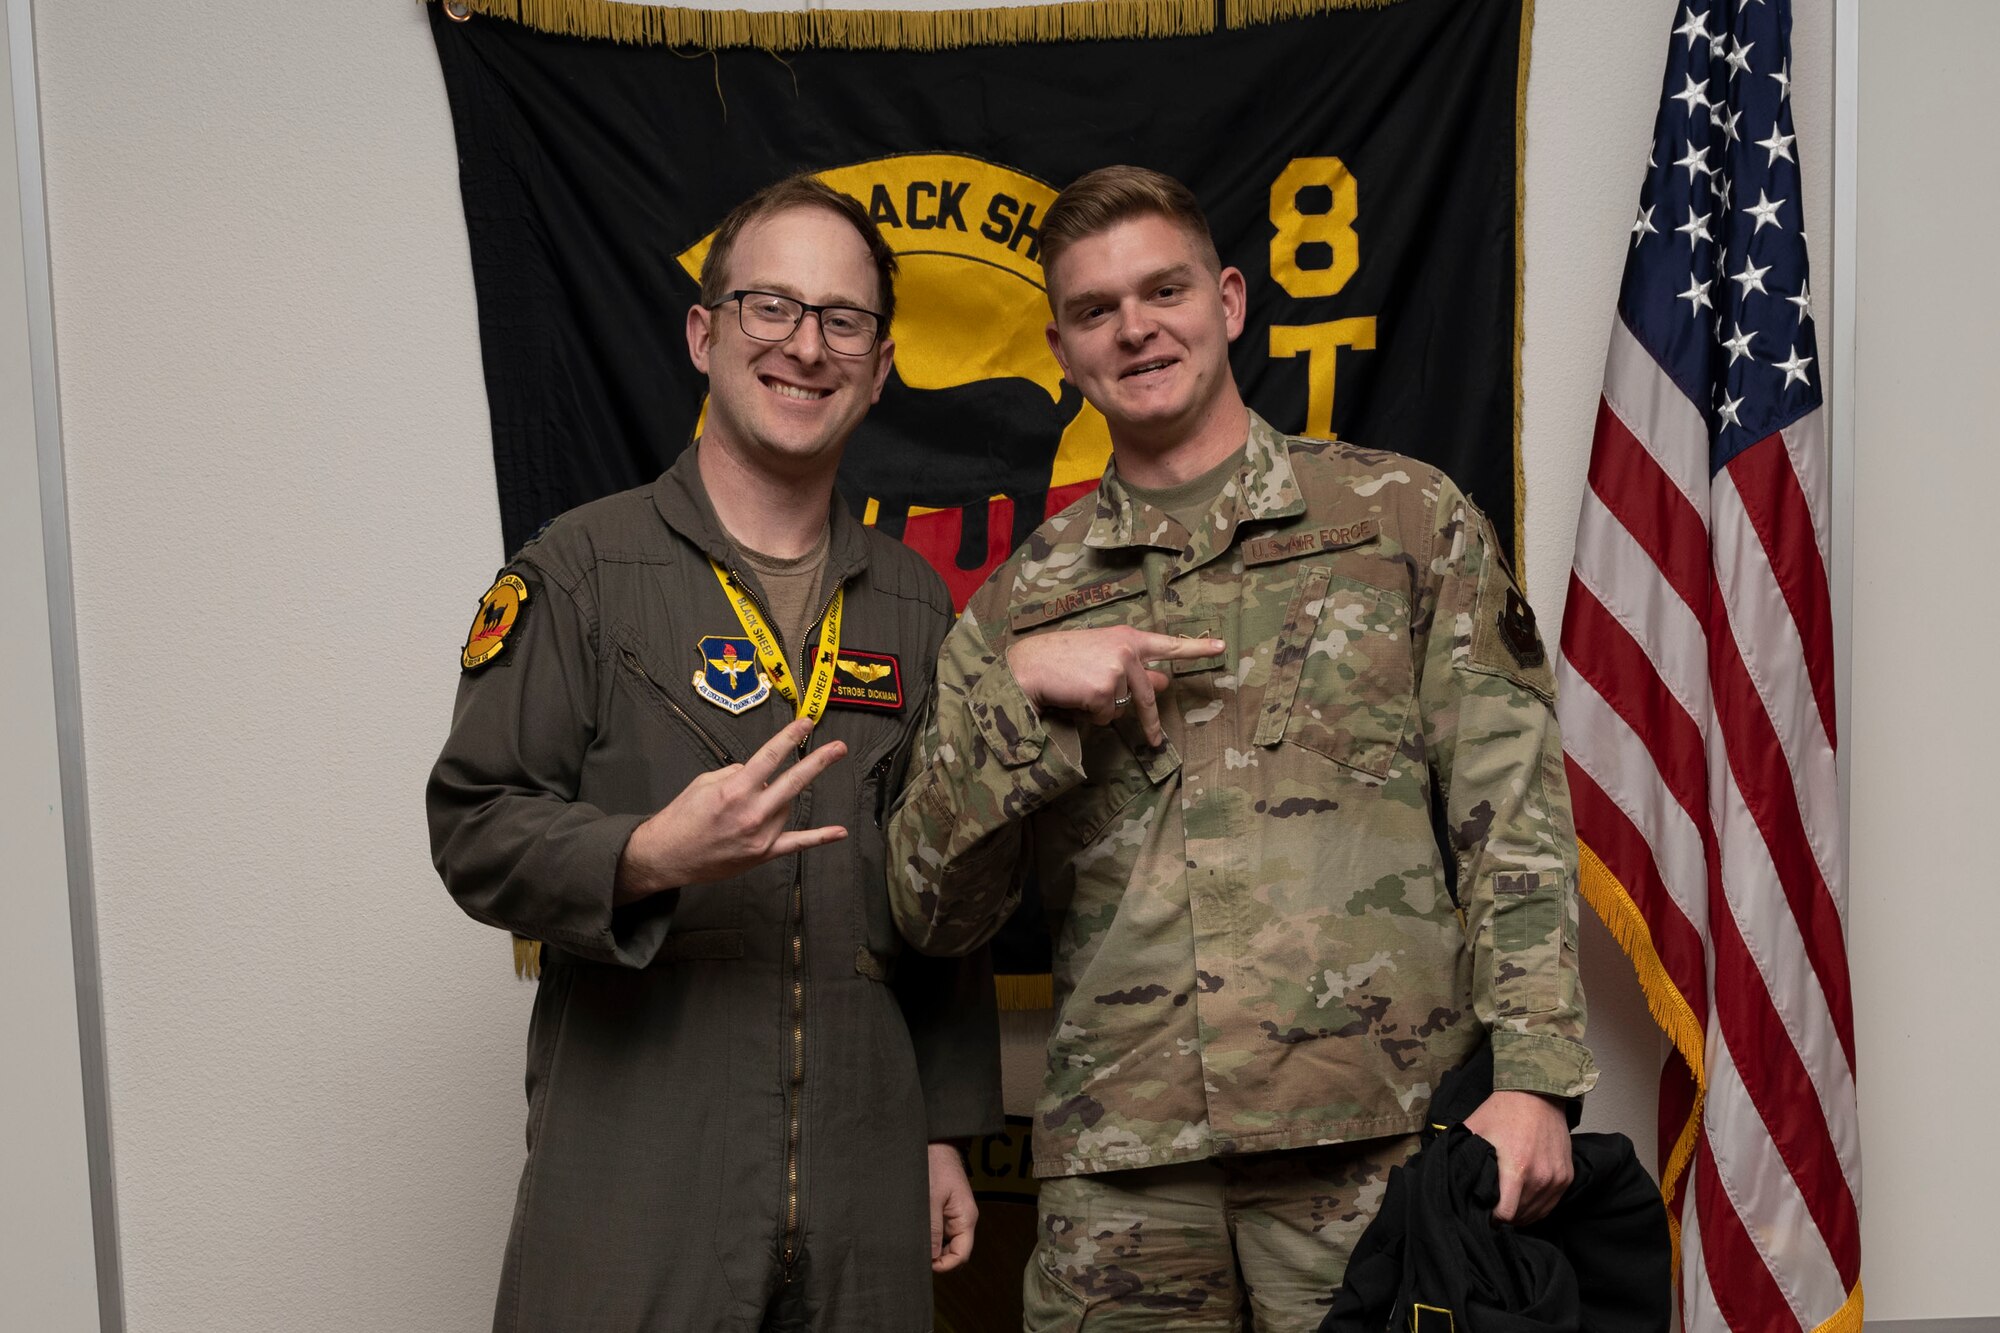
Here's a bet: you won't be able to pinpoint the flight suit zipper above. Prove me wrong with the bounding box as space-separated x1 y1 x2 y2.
783 865 806 1269
616 645 731 765
730 566 841 1273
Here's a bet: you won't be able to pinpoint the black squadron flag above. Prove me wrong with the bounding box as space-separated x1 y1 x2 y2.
431 0 1531 1029
431 3 1534 1326
430 0 1534 602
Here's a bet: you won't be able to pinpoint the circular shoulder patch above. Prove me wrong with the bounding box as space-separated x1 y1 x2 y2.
462 573 529 670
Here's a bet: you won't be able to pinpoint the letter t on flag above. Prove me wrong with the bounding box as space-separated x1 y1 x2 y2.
1555 2 1862 1329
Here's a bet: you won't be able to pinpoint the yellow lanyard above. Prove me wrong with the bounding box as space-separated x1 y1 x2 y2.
710 559 844 724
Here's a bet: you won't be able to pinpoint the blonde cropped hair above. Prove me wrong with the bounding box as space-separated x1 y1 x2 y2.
1040 165 1222 285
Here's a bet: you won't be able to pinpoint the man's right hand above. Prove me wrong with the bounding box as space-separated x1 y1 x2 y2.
614 718 848 903
1006 627 1226 747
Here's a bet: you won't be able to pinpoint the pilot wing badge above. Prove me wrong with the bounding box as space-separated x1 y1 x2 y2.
693 635 772 714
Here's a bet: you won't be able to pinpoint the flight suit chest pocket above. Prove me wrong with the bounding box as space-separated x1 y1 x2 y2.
1252 567 1414 779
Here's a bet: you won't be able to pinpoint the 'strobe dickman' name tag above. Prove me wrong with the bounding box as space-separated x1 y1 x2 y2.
829 648 904 711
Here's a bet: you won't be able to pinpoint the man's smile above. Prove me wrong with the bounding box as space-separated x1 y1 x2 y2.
762 375 833 401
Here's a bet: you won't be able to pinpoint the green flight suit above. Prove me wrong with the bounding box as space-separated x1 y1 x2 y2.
430 447 1002 1332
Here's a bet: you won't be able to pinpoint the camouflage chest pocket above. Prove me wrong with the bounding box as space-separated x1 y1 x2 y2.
1058 717 1182 845
1253 567 1415 779
1009 585 1180 844
1037 599 1182 843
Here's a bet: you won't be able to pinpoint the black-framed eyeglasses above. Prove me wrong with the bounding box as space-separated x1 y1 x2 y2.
712 290 885 355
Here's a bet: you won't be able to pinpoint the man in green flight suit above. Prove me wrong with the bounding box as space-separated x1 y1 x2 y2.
430 175 1001 1332
886 166 1596 1332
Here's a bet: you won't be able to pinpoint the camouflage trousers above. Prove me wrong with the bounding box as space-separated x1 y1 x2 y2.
1022 1135 1420 1332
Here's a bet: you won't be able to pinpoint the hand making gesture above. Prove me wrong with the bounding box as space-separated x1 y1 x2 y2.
614 718 848 903
1007 626 1227 747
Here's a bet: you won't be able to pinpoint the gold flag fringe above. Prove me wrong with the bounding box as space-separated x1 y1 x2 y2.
513 934 542 979
1576 840 1707 1278
994 970 1055 1012
434 0 1431 51
1220 0 1402 30
1815 1282 1865 1333
1510 0 1532 586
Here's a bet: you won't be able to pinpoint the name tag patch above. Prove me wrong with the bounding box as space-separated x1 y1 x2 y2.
1009 574 1146 631
829 649 904 711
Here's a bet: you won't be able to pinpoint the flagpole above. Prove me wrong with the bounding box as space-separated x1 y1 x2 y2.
1828 0 1857 844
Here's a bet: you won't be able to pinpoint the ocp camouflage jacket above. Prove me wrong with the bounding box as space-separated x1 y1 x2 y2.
887 413 1596 1179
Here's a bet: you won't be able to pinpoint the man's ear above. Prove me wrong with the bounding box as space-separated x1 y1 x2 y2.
1218 266 1248 342
870 336 896 403
686 303 714 374
1044 320 1071 380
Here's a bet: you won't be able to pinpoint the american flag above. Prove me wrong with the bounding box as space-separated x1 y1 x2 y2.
1555 2 1861 1329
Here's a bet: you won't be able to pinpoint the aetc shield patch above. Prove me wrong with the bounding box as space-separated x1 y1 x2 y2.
462 573 528 670
693 635 772 714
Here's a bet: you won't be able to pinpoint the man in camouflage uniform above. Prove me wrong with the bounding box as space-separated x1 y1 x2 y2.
886 167 1596 1332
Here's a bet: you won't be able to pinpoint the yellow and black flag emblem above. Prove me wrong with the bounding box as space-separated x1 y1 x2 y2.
430 0 1534 591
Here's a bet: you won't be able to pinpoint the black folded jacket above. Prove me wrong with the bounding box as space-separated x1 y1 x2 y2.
1320 1044 1671 1333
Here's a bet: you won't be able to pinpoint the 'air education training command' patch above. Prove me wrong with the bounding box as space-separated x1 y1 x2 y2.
462 574 528 671
693 635 773 714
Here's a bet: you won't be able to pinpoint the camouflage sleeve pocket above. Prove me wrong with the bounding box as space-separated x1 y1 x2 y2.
967 653 1055 767
1488 872 1575 1019
1055 718 1181 846
1257 567 1415 780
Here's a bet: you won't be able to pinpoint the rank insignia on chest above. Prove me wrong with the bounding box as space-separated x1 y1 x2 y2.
692 635 772 714
826 648 903 711
461 573 528 671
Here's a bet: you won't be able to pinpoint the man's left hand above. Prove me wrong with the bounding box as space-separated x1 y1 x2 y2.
1462 1090 1573 1225
928 1142 978 1273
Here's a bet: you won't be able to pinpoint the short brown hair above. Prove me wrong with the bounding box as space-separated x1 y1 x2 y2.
699 174 899 334
1041 165 1222 284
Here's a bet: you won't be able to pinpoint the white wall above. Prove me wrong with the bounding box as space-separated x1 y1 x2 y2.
1 0 100 1325
33 6 512 1328
15 0 1868 1328
1847 0 2000 1320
